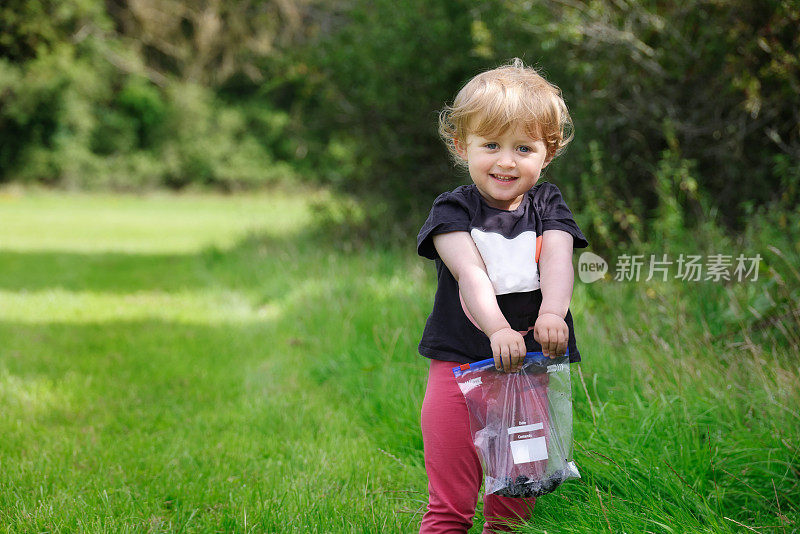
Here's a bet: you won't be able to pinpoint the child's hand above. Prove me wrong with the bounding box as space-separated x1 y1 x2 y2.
534 313 568 359
489 327 526 373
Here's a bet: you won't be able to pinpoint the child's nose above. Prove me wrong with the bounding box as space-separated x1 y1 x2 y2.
498 154 516 168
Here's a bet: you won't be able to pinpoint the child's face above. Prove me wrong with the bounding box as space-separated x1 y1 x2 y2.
456 124 550 211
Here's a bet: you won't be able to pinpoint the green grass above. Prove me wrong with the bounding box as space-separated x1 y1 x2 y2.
0 188 798 533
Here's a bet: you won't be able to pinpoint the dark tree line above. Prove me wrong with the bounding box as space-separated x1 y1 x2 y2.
1 0 797 247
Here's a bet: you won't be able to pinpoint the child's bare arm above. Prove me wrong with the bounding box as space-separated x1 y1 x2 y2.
535 229 575 358
433 231 526 372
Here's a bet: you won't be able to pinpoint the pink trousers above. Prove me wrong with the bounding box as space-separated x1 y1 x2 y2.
420 359 536 534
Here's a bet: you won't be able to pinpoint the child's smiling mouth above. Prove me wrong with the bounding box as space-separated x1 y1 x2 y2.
491 174 519 182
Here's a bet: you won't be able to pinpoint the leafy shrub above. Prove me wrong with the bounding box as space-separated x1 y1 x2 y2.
293 0 497 236
160 83 294 190
500 0 800 237
115 77 168 149
2 0 798 249
291 0 798 246
0 40 294 190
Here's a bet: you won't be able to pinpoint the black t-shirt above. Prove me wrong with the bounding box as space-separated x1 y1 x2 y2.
417 182 589 364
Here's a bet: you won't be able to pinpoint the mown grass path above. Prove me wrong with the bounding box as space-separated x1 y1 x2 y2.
0 190 428 532
1 189 798 533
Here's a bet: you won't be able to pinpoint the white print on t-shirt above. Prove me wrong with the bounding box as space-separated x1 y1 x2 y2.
470 229 540 295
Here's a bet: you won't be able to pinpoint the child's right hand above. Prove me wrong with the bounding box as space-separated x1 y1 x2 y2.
489 327 526 373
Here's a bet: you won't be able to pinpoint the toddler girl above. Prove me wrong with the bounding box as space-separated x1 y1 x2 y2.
416 58 588 533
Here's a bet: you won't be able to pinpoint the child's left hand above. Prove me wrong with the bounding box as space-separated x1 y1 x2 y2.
533 313 568 359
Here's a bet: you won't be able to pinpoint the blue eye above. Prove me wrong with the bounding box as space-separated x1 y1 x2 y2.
518 145 531 153
485 143 498 150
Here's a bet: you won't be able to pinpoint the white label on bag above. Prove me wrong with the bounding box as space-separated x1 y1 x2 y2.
507 423 544 434
459 377 482 394
510 437 548 464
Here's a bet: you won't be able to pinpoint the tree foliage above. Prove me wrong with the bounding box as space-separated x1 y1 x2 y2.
1 0 798 244
290 0 799 243
0 0 300 189
105 0 309 85
291 0 498 230
513 0 800 234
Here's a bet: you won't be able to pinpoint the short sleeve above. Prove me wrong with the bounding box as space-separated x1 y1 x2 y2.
417 191 472 259
535 182 589 249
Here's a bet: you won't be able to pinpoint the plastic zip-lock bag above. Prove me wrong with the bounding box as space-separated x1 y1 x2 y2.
452 352 580 497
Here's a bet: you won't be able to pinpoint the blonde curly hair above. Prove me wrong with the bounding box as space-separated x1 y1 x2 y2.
439 58 573 166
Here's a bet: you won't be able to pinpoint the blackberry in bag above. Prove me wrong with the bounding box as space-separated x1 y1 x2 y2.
453 352 580 497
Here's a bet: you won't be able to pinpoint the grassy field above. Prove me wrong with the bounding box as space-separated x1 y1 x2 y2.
0 188 797 533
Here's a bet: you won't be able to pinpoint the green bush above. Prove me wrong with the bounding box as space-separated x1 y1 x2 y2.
0 0 109 62
500 0 800 238
0 42 294 190
2 0 798 247
293 0 499 236
291 0 799 246
159 83 295 190
115 77 168 149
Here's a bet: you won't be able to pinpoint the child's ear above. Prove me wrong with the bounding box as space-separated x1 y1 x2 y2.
543 150 554 168
453 137 468 160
